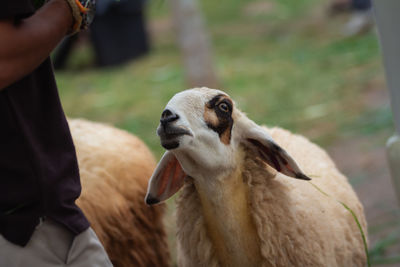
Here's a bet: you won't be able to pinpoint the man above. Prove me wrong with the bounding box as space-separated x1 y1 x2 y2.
0 0 112 266
53 0 150 69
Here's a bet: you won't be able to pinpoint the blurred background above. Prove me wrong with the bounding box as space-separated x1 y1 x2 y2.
53 0 399 265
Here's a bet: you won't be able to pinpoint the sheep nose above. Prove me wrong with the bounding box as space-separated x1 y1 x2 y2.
160 109 179 125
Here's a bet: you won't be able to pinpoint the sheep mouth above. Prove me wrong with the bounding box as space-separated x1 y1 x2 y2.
158 126 192 150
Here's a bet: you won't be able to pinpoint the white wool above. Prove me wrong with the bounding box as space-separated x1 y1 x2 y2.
149 88 367 267
176 127 367 267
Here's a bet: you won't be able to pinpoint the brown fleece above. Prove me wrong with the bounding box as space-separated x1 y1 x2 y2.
69 119 170 267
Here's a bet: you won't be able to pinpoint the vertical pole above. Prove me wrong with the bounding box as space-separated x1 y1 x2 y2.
169 0 219 88
373 0 400 205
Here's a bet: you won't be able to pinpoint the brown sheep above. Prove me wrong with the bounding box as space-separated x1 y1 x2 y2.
68 118 170 267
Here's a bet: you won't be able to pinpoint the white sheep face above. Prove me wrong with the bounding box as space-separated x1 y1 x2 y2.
146 87 310 205
158 88 238 177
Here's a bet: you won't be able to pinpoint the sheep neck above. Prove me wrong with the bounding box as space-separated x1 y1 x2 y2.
194 163 263 267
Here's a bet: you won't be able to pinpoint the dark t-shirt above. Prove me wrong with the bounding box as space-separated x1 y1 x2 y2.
0 0 89 246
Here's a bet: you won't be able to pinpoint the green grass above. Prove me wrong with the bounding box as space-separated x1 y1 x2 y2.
55 0 399 265
57 0 386 155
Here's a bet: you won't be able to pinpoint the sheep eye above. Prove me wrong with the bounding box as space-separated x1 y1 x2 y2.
218 102 229 112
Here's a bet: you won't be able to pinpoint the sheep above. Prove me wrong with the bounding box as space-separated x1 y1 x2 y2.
145 87 368 267
68 118 170 267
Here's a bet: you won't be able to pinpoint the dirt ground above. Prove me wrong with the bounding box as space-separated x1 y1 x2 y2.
327 87 400 266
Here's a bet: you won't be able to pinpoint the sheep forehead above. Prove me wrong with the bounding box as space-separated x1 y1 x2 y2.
166 88 232 117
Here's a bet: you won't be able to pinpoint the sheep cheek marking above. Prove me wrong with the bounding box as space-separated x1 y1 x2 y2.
204 95 234 145
220 126 232 145
204 107 233 145
204 108 219 128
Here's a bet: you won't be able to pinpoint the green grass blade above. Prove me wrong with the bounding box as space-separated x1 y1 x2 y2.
309 182 371 267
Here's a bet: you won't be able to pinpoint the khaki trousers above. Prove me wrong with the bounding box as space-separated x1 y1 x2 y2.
0 219 112 267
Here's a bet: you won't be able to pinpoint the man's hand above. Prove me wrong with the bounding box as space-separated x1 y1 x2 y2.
0 0 78 90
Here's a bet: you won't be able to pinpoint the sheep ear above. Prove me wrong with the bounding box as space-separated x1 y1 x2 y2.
145 151 187 205
241 122 311 180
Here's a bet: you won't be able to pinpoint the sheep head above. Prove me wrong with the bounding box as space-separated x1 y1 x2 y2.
145 88 310 205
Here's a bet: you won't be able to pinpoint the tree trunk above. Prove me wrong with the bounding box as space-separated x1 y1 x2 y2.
169 0 219 88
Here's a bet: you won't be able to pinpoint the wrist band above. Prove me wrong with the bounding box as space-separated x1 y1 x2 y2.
65 0 83 34
65 0 95 35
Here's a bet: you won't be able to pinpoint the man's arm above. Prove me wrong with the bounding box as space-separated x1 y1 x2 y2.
0 0 73 90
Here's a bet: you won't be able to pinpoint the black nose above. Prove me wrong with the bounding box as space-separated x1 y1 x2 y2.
160 109 179 126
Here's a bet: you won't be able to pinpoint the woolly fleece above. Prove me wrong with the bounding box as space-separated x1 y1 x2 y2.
175 127 367 267
69 119 170 267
